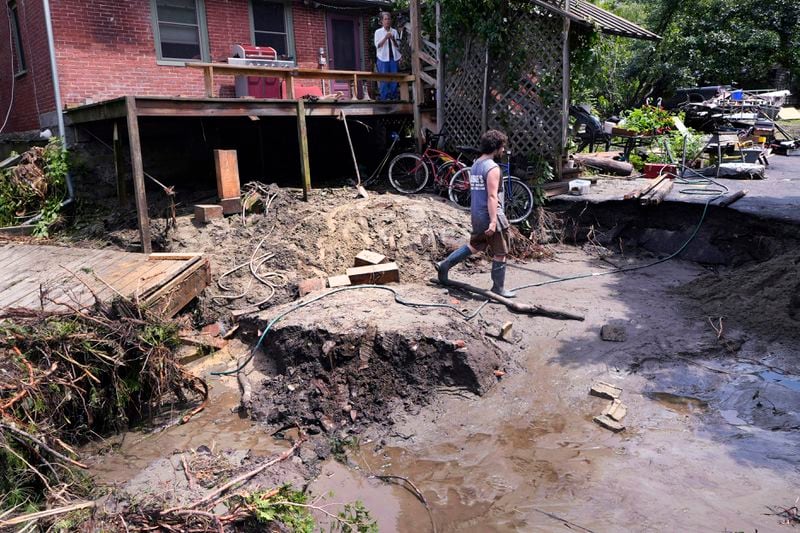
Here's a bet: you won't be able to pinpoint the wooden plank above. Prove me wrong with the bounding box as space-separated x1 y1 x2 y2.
0 248 111 310
204 66 215 97
346 262 400 285
143 258 211 317
125 96 152 254
419 70 436 87
45 249 137 308
138 256 202 300
111 260 173 298
418 50 438 68
399 82 409 102
26 248 119 309
296 100 311 201
148 253 204 261
0 245 45 276
285 73 295 99
213 149 241 200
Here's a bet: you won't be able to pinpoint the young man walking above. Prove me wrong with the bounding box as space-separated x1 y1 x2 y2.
436 130 515 298
374 12 401 100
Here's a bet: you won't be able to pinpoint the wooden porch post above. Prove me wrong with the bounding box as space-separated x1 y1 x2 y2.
409 0 423 149
125 96 152 254
296 100 311 201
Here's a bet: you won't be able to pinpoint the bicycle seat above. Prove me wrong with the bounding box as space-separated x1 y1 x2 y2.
456 145 481 155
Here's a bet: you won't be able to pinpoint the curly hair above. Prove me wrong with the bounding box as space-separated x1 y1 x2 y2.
479 129 507 154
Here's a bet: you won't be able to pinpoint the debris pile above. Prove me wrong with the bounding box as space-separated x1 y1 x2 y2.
0 139 68 232
0 298 207 521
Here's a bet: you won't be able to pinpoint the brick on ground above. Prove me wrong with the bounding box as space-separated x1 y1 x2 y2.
354 249 388 266
194 204 223 224
299 277 326 296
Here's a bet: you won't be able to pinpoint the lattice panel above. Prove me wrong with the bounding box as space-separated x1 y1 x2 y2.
443 10 565 163
443 39 487 150
489 12 564 161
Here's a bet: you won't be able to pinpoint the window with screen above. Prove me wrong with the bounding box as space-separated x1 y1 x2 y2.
251 0 293 58
152 0 208 61
8 1 26 75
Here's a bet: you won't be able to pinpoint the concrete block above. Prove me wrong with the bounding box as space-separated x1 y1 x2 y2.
194 204 223 224
589 381 622 400
328 274 352 288
346 262 400 285
354 249 388 266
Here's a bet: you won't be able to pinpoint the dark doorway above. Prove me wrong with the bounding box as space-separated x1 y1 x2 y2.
326 14 361 98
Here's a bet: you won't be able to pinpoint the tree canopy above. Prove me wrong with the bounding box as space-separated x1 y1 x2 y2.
572 0 800 114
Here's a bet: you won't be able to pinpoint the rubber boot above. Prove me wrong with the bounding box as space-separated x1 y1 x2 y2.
435 245 472 285
490 261 516 298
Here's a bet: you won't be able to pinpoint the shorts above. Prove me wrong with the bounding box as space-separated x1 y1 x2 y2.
469 227 509 256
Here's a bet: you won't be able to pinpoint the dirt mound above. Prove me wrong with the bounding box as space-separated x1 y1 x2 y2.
167 188 478 319
242 286 505 435
678 249 800 340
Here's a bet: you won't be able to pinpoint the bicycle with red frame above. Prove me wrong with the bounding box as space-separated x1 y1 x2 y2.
387 129 468 194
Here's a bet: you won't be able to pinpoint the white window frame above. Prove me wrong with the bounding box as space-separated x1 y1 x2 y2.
150 0 210 66
249 0 295 62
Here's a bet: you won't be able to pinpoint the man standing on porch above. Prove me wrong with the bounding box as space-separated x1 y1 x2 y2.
374 12 401 100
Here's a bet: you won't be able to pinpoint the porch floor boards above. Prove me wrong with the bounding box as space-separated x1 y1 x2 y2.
0 244 210 317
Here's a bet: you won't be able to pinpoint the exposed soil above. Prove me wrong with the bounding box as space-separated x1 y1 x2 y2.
240 286 506 437
679 248 800 341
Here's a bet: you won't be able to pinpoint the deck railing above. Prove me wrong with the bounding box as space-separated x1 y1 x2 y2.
186 63 415 101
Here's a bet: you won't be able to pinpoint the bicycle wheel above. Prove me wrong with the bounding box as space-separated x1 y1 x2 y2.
388 153 429 194
448 167 471 210
504 176 534 223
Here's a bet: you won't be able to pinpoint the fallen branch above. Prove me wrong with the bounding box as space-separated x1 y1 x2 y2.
0 501 95 528
430 278 584 321
717 189 748 208
165 439 303 513
0 422 88 469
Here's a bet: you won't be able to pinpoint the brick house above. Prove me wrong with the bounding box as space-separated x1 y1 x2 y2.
0 0 392 136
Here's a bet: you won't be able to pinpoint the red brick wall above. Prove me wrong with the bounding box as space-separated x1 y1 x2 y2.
50 0 253 104
0 0 56 133
0 0 380 133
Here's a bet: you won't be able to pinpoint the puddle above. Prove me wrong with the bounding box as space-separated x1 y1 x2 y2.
758 370 800 392
83 385 281 485
306 460 431 532
645 392 708 415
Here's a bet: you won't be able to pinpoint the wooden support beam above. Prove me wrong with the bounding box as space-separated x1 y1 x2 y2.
296 99 311 201
112 121 128 206
431 278 585 321
419 70 437 87
285 73 295 99
124 96 152 254
409 0 423 150
204 66 215 97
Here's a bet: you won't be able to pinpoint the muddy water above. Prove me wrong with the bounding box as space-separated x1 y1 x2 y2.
644 392 708 415
84 385 282 485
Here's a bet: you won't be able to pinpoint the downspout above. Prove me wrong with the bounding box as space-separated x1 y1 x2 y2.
24 0 73 224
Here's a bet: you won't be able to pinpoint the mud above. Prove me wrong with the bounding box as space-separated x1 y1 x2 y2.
241 286 506 436
67 188 800 531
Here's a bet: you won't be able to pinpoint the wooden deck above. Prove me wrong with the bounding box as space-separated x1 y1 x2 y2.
0 244 210 317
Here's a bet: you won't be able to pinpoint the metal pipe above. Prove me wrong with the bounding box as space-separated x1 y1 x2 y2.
43 0 74 200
